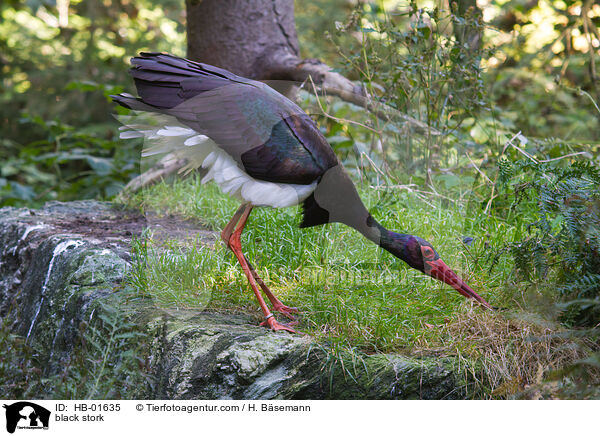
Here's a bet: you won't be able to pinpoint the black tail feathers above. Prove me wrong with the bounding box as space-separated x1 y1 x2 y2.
114 53 247 109
300 193 330 228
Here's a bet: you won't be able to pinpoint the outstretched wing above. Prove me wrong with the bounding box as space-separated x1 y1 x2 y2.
112 53 338 185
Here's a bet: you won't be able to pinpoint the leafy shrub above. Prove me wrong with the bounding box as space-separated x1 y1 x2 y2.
327 1 489 176
495 155 600 326
0 111 140 207
0 0 184 207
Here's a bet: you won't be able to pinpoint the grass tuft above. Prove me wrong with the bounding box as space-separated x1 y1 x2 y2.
420 307 600 398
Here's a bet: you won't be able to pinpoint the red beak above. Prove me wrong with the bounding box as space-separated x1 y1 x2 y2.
425 259 492 309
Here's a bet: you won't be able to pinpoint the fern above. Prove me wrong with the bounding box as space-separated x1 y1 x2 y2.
51 293 152 399
494 154 600 326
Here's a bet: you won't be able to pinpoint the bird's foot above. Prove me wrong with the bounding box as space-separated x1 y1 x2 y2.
260 315 297 334
272 303 299 320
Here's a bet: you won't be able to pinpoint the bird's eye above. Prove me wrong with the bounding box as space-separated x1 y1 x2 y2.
421 246 434 259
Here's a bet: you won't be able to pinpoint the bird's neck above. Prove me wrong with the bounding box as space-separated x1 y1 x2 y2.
351 214 397 254
310 164 401 254
353 215 424 272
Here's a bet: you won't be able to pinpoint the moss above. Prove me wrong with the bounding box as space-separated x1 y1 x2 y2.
68 249 130 286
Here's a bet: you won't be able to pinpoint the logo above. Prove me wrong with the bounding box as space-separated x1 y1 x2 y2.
2 402 50 434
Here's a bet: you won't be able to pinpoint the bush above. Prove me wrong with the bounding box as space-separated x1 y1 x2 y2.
0 110 140 207
495 155 600 326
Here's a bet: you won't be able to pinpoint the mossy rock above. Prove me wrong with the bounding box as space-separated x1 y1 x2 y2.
0 200 477 399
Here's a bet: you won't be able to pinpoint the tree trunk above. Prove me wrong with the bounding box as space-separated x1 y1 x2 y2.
185 0 299 80
185 0 363 97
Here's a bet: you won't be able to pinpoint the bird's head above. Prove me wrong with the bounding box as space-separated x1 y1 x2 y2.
383 232 492 309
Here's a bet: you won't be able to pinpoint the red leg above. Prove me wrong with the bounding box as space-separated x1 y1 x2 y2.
221 203 246 247
243 255 299 320
224 204 296 333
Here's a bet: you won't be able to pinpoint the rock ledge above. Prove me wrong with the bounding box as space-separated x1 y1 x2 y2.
0 201 472 399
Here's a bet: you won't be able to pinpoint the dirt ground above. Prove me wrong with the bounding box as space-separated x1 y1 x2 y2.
26 203 219 248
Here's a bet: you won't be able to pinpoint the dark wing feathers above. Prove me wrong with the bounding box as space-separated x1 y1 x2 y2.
240 114 336 184
112 52 339 190
127 53 245 108
180 77 228 96
132 52 240 81
133 80 182 109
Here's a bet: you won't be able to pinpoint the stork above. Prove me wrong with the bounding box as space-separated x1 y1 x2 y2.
113 53 492 333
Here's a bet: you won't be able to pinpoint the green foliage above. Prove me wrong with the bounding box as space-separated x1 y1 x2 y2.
326 1 489 175
490 69 599 140
485 0 600 141
0 0 185 133
489 0 599 93
0 0 185 207
495 155 600 325
0 112 140 207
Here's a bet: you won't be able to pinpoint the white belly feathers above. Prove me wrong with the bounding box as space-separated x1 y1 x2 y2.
118 112 317 208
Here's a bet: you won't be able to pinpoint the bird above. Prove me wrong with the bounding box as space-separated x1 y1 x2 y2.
112 52 492 333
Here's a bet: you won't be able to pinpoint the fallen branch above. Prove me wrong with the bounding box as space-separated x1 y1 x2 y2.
271 56 440 136
118 155 189 200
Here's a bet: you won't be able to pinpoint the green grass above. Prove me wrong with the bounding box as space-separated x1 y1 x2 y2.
118 174 600 397
121 174 518 352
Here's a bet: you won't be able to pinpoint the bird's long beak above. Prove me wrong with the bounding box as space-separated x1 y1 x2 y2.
425 259 492 309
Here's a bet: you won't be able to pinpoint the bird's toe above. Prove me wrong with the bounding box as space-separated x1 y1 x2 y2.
272 303 300 320
260 316 298 334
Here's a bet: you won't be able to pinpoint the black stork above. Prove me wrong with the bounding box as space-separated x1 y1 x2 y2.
112 53 492 333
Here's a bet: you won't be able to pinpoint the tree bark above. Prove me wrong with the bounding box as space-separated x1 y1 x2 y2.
186 0 299 80
185 0 365 98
